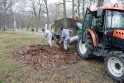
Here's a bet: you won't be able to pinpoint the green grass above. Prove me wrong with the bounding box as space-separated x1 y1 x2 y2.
0 31 46 83
0 31 113 83
0 80 3 83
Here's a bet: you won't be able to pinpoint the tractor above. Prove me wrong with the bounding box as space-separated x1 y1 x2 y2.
77 4 124 82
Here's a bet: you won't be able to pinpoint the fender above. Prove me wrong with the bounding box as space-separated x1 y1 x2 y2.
87 29 97 47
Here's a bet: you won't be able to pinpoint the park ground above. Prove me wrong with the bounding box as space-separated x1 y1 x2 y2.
0 31 114 83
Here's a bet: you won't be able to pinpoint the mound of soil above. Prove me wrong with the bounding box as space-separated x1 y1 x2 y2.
13 45 81 71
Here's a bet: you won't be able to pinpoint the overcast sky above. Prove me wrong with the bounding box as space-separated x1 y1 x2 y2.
104 0 123 4
48 0 122 4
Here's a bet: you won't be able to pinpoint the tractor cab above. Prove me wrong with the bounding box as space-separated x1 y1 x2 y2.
83 4 124 49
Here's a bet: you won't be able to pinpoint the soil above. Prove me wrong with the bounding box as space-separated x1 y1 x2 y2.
13 45 81 71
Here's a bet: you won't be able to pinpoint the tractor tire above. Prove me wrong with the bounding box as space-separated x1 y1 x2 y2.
105 52 124 82
77 32 95 60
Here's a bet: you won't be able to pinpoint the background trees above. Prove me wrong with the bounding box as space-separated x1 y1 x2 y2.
0 0 123 31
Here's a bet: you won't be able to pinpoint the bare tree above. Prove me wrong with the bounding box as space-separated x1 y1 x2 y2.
43 0 50 28
28 0 47 31
77 0 81 18
63 0 67 28
72 0 75 18
28 0 51 30
1 0 17 31
97 0 104 6
82 0 85 18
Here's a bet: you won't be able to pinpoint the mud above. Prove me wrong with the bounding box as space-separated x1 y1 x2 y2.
13 45 81 71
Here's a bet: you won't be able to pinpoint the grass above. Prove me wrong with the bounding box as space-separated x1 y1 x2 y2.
0 31 46 83
0 31 113 83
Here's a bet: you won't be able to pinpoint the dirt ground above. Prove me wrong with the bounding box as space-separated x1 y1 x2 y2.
12 45 113 83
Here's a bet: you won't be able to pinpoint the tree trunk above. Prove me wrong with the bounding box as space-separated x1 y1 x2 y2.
82 0 85 19
44 0 50 29
46 7 49 29
35 21 39 32
72 0 75 18
97 0 103 7
3 0 7 31
63 0 67 28
77 0 80 18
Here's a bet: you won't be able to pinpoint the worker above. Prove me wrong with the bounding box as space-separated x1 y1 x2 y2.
50 25 55 40
42 27 52 48
61 28 72 50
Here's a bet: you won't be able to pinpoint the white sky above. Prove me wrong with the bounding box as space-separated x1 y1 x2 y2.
13 0 123 14
104 0 123 4
48 0 123 4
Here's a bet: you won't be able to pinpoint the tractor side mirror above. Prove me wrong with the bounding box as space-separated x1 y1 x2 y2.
97 8 103 17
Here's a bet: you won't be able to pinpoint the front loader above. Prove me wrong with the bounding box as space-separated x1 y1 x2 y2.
77 4 124 82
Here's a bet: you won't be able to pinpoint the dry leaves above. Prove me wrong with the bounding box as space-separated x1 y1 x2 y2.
13 45 81 71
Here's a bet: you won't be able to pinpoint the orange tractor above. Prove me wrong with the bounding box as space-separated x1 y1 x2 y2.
77 4 124 82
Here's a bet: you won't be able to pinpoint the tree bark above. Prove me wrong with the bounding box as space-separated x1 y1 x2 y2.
97 0 103 6
63 0 67 28
77 0 81 18
82 0 85 19
3 0 7 31
44 0 50 29
72 0 75 18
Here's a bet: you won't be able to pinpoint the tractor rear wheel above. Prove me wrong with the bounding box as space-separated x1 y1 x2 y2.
77 32 95 60
105 52 124 82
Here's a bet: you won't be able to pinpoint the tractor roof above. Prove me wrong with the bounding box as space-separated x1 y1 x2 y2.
90 4 124 12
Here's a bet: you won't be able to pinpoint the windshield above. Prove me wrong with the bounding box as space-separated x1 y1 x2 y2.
106 10 124 29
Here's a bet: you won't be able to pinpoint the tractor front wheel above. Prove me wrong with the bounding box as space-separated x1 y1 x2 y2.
105 52 124 82
77 32 95 60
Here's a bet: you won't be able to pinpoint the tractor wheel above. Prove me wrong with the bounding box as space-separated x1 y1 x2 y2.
77 32 95 60
105 52 124 82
